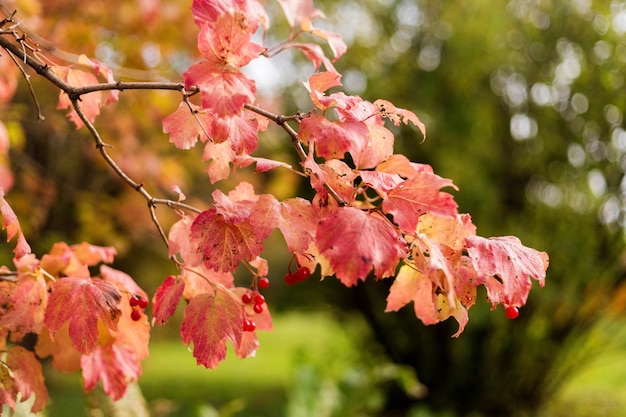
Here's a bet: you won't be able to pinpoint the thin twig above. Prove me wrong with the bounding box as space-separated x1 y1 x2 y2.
245 103 347 206
5 48 44 120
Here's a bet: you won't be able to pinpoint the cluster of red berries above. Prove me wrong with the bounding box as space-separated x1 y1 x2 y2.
284 265 311 285
129 295 148 321
241 278 269 332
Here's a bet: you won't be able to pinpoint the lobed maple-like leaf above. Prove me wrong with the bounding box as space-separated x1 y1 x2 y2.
385 264 440 325
0 363 18 411
180 285 244 368
0 186 31 259
197 13 264 67
152 275 185 325
51 66 102 129
191 0 266 32
299 116 369 161
210 114 259 154
465 235 549 307
0 273 47 338
44 277 122 354
81 343 142 400
163 103 213 150
6 346 48 413
190 208 263 272
382 171 459 233
374 99 426 140
316 207 407 286
184 63 256 116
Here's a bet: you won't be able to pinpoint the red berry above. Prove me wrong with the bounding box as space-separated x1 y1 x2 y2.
285 273 297 285
137 297 149 309
129 296 140 307
243 319 256 332
505 306 520 320
253 293 265 305
258 277 270 289
131 309 142 321
242 293 252 304
294 266 311 282
253 303 263 314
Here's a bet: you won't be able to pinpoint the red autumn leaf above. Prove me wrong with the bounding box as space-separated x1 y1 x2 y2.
163 102 213 150
0 273 47 338
197 13 264 67
81 343 142 400
71 242 116 266
277 0 325 28
210 114 259 154
305 25 347 61
374 99 426 140
152 275 185 325
0 364 18 411
358 170 404 198
0 186 31 259
81 286 149 400
35 325 82 373
191 0 266 32
382 171 459 233
316 207 407 286
190 209 263 272
184 63 256 116
202 140 237 183
305 71 342 110
385 264 439 325
51 66 102 129
284 42 336 72
100 265 148 301
354 124 394 169
299 116 369 161
276 198 318 253
6 346 48 413
168 214 203 266
44 277 121 354
465 235 549 307
180 285 244 369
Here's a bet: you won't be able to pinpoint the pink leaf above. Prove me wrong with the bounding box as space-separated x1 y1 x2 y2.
299 116 369 161
465 235 549 307
163 103 213 150
184 63 256 116
316 208 407 286
6 346 48 413
44 277 121 354
0 186 31 259
197 13 264 67
51 66 102 129
81 343 142 400
180 286 244 369
382 172 458 233
374 99 426 140
0 273 47 338
152 275 185 325
190 209 263 272
168 214 203 266
277 198 318 253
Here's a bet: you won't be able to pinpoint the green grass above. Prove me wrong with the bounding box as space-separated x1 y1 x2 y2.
45 311 363 417
41 312 626 417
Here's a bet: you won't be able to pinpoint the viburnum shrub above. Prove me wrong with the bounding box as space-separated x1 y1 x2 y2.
0 0 549 412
